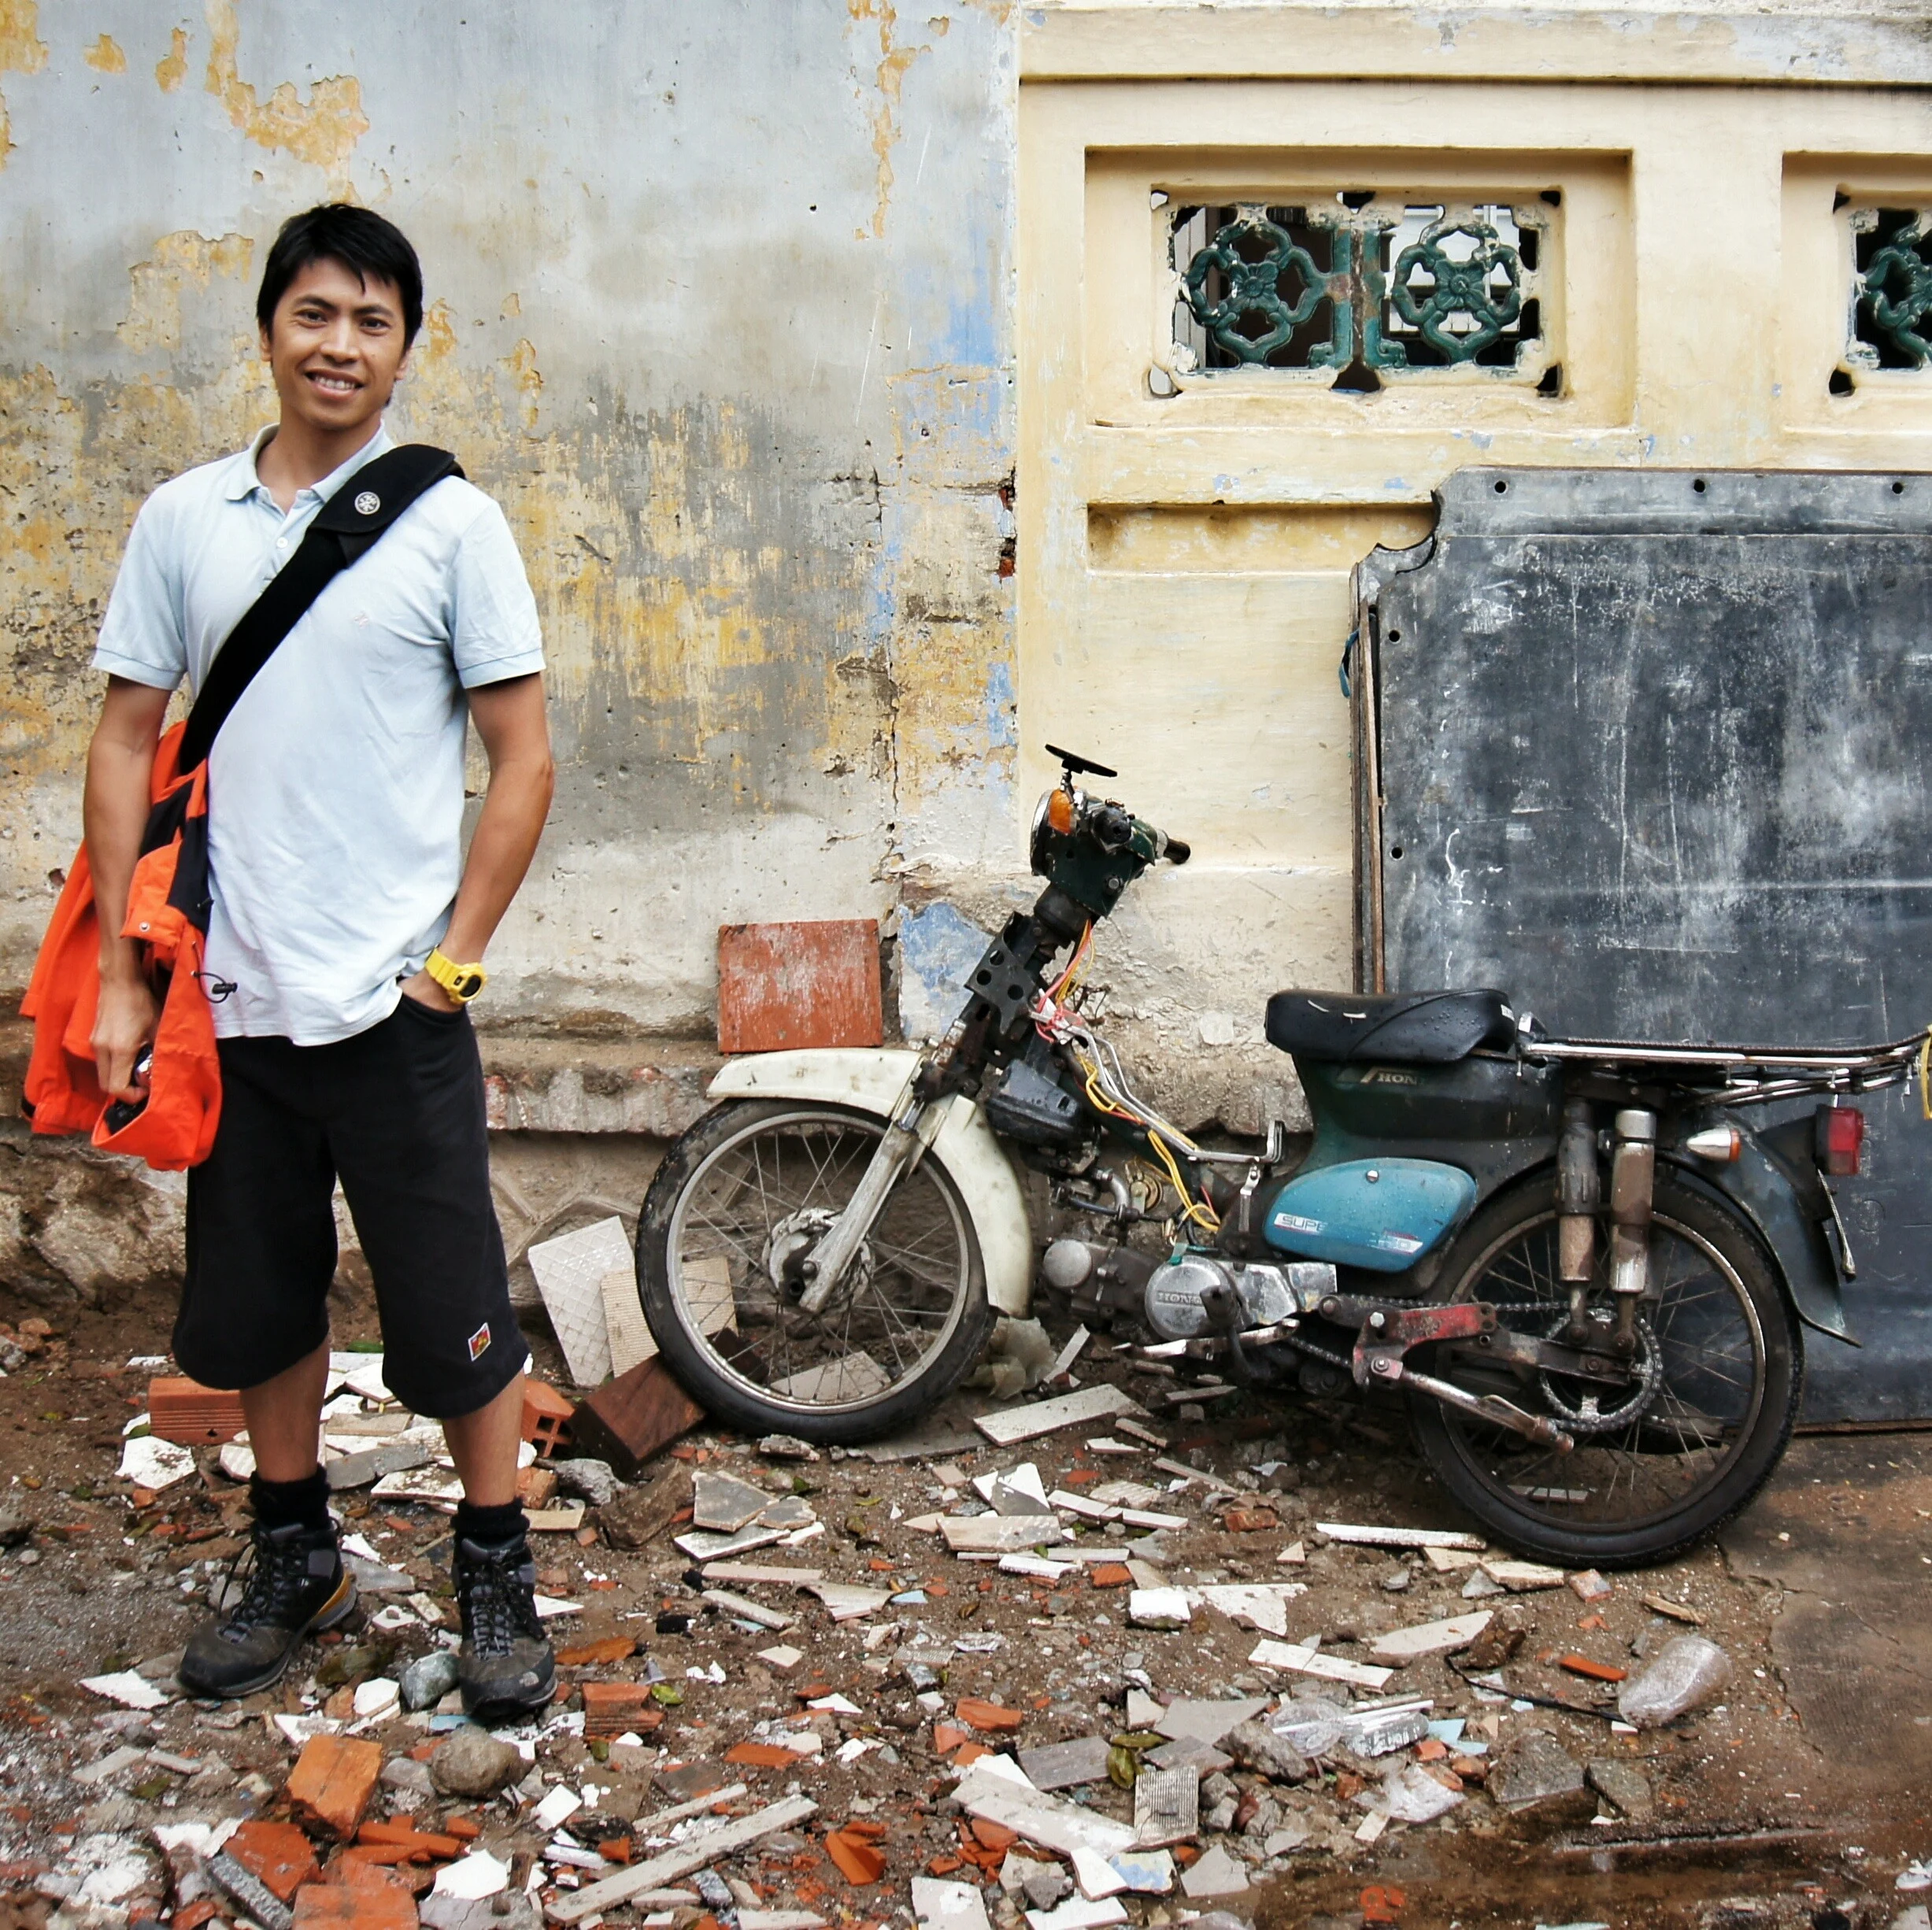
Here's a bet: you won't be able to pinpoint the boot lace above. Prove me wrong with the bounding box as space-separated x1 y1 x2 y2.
457 1540 542 1657
217 1522 325 1638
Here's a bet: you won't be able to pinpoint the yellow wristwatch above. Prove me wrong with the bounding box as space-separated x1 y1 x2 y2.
424 947 487 1004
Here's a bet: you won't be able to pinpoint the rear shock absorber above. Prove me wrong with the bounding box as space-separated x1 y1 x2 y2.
1607 1106 1657 1352
1556 1098 1598 1341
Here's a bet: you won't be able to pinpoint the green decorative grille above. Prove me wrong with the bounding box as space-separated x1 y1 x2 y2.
1849 209 1932 372
1168 197 1550 385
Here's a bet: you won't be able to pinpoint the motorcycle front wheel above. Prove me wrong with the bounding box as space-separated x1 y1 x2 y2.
1407 1168 1801 1569
635 1100 994 1444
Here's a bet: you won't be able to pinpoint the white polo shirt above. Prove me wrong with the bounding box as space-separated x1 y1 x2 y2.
94 424 545 1045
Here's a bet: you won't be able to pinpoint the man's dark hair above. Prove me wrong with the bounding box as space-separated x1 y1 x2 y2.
256 204 424 346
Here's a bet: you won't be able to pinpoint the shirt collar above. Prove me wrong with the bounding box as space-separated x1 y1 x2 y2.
224 422 395 504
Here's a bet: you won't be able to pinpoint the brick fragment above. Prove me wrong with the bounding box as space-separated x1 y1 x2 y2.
286 1735 383 1841
954 1698 1022 1733
725 1743 805 1769
1222 1508 1279 1533
521 1379 576 1459
824 1829 886 1887
1559 1654 1628 1683
291 1884 417 1930
931 1723 968 1755
226 1821 320 1902
332 1851 435 1898
147 1376 247 1446
352 1823 463 1863
556 1636 637 1667
581 1681 664 1739
1088 1563 1132 1589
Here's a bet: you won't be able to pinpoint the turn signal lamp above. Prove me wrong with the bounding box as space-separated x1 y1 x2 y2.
1682 1124 1742 1163
1818 1106 1864 1177
1046 788 1077 834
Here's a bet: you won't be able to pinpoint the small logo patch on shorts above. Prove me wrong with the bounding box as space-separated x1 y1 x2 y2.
467 1322 492 1362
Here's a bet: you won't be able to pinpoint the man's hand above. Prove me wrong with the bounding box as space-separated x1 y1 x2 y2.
398 969 461 1014
93 970 158 1100
84 677 173 1100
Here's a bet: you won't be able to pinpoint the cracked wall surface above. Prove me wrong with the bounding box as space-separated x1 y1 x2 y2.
0 0 1017 1044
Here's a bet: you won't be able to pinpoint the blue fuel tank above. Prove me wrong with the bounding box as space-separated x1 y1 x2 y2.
1263 1158 1478 1273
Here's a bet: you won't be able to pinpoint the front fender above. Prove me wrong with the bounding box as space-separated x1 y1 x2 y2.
1671 1142 1856 1346
707 1049 1033 1317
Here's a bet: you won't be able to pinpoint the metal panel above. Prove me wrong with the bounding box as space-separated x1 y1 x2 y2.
1360 466 1932 1422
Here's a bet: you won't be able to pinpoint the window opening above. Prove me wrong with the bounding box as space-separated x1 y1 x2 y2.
1849 208 1932 372
1170 195 1551 384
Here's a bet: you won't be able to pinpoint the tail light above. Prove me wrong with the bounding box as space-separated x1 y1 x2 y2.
1816 1105 1864 1177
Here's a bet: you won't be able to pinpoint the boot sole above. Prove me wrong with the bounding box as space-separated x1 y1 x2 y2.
459 1657 558 1725
176 1573 358 1701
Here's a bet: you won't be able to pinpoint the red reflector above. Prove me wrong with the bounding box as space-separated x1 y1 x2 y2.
1819 1106 1864 1177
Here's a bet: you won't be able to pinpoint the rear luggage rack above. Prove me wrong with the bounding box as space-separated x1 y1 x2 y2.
1522 1030 1930 1107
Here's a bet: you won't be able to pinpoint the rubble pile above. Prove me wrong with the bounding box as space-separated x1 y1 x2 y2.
0 1320 1901 1930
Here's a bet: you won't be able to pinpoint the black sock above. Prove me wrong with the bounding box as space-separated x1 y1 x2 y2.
250 1468 331 1536
455 1499 527 1549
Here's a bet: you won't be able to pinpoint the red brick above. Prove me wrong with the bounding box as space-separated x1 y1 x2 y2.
353 1823 463 1863
1558 1654 1628 1683
286 1735 383 1841
227 1821 321 1902
332 1851 435 1899
726 1743 804 1769
291 1884 417 1930
146 1376 246 1446
716 920 884 1055
520 1379 576 1458
1088 1564 1131 1589
568 1359 702 1481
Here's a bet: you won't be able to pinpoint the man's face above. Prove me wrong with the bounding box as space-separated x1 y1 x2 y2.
261 257 411 439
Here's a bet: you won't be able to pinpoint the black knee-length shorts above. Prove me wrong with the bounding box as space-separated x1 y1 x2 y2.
174 994 525 1418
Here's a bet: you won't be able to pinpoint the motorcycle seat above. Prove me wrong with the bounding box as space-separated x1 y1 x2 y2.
1264 989 1517 1064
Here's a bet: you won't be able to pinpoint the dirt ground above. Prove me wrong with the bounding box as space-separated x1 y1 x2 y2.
2 1285 1929 1930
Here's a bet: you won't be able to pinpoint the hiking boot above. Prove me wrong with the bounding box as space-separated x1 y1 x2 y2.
453 1535 556 1721
177 1518 353 1699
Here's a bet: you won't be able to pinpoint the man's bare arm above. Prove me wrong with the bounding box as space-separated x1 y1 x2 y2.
84 676 172 1097
399 671 554 1011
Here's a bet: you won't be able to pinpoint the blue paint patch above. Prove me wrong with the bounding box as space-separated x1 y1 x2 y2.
898 900 992 1041
984 659 1017 749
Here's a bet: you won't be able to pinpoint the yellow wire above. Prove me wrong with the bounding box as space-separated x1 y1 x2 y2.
1920 1027 1931 1122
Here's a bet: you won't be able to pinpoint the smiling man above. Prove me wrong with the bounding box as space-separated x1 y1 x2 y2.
83 205 558 1716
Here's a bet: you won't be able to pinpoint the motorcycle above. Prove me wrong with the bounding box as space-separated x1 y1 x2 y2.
634 747 1927 1566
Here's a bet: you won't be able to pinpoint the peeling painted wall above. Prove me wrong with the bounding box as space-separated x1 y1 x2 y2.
0 0 1017 1038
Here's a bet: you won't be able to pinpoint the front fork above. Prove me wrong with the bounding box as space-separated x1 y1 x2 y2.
1558 1099 1656 1354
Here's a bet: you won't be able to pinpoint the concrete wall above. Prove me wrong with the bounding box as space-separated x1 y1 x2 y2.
0 0 1017 1041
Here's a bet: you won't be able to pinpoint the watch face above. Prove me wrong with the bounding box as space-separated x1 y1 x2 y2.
453 970 484 1000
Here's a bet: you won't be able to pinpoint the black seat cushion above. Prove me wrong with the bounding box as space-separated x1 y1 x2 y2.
1264 989 1517 1064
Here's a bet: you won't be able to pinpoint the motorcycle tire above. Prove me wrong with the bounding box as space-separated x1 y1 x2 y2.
1406 1167 1802 1570
635 1098 996 1445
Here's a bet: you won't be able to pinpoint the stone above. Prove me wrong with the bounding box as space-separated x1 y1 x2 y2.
1021 1866 1072 1913
1220 1720 1310 1785
759 1434 822 1462
287 1735 383 1839
1487 1729 1590 1817
399 1651 461 1712
380 1757 436 1796
421 1895 540 1930
427 1726 523 1799
550 1459 623 1507
599 1462 695 1549
1586 1758 1653 1819
0 1500 32 1547
1616 1636 1732 1728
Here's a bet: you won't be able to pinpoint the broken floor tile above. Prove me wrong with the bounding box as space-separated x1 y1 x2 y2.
940 1514 1068 1554
1107 1851 1174 1895
1025 1899 1127 1930
1247 1638 1393 1691
1015 1736 1112 1791
1178 1845 1249 1899
1151 1696 1268 1746
1370 1610 1493 1664
693 1471 776 1533
1127 1587 1190 1630
911 1876 993 1930
1131 1765 1199 1848
974 1385 1146 1446
1315 1521 1486 1551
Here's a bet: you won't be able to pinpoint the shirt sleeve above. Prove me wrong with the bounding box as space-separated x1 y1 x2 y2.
449 495 545 690
92 494 188 691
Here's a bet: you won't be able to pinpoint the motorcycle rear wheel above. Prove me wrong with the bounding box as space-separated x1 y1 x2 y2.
1407 1169 1801 1569
635 1099 994 1444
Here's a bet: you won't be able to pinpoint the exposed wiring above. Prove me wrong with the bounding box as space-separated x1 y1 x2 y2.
1921 1027 1931 1122
1031 960 1220 1233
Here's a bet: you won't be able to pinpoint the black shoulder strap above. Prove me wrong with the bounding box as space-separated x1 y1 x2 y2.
176 442 464 773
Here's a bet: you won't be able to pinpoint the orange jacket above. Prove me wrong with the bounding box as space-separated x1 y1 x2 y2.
21 720 222 1169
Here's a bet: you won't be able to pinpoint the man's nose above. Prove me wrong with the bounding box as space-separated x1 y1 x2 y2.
319 317 358 357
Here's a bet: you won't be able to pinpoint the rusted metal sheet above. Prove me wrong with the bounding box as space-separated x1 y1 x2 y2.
1360 466 1932 1424
716 919 884 1056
